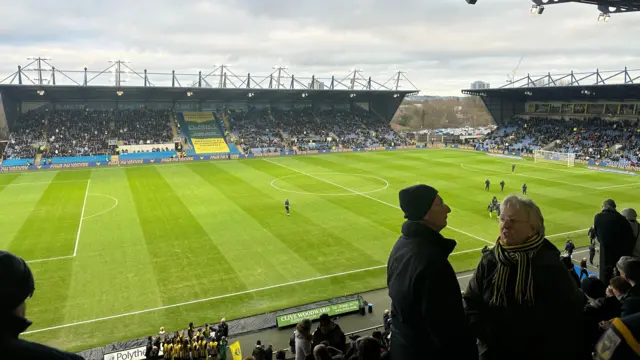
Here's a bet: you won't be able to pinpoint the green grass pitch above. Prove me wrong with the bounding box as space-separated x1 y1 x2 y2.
1 148 637 352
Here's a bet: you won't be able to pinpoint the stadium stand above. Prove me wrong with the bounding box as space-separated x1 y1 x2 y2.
477 116 640 166
224 107 410 155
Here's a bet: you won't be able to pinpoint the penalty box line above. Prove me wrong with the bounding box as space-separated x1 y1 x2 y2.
25 179 91 264
263 159 494 245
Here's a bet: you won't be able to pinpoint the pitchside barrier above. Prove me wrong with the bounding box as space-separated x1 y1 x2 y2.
77 295 364 360
2 143 639 172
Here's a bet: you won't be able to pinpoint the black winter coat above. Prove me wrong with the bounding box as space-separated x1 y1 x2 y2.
621 284 640 317
594 208 635 283
463 239 584 360
0 313 85 360
387 221 477 360
584 296 622 349
311 323 346 353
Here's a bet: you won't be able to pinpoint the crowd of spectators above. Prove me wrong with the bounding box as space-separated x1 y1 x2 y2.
226 107 409 154
2 109 173 160
481 116 640 163
116 110 173 146
3 111 44 159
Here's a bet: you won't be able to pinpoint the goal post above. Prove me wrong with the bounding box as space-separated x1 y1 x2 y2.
533 150 576 167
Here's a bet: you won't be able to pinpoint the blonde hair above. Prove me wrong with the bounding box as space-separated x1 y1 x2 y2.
501 195 545 237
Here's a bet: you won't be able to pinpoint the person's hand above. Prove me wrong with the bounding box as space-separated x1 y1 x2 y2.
599 320 613 330
606 286 615 298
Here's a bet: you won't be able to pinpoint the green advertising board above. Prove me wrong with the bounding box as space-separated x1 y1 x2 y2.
276 299 362 328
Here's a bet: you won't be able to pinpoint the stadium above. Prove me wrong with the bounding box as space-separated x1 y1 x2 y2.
2 4 640 358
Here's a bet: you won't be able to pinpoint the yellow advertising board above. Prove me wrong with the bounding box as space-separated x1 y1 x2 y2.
183 112 215 123
192 138 230 153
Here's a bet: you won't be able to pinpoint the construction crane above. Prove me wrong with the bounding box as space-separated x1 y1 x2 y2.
506 56 524 87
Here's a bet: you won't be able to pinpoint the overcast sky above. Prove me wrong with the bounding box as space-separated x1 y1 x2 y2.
0 0 639 95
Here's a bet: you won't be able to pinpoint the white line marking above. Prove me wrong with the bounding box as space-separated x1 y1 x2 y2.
0 179 87 186
264 159 494 245
546 228 590 238
26 255 74 264
596 182 639 190
23 248 481 335
270 172 389 196
22 232 584 333
73 180 90 257
82 194 119 220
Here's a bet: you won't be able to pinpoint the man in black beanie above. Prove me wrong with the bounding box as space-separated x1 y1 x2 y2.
0 250 84 359
387 185 477 360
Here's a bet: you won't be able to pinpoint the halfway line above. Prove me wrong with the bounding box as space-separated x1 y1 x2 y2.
263 159 493 245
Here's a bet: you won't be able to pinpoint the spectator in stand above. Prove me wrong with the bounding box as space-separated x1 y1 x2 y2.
617 258 640 316
387 184 477 360
264 344 273 360
294 319 313 360
0 250 85 359
580 258 590 280
582 276 620 350
252 340 266 360
463 195 584 360
353 337 382 360
621 208 640 257
594 199 636 284
311 314 346 353
275 350 286 360
313 344 341 360
382 310 390 332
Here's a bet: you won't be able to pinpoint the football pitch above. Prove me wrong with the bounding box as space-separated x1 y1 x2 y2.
2 148 638 351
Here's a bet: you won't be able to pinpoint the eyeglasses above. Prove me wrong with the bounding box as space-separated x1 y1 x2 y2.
498 217 528 224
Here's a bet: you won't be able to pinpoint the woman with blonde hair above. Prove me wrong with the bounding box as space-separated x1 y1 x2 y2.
463 195 584 360
294 319 313 360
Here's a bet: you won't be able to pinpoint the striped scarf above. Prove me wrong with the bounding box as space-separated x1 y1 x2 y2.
491 233 545 307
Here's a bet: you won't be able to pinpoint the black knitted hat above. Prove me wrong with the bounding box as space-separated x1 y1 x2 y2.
399 184 439 221
0 251 35 314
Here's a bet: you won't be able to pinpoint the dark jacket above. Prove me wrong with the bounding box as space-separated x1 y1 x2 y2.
463 239 584 360
311 322 346 353
264 347 273 360
0 313 85 360
387 221 477 360
594 208 636 283
252 346 266 360
217 322 229 338
584 296 622 349
621 284 640 317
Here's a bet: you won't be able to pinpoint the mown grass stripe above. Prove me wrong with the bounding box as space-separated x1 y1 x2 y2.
202 161 382 275
125 166 248 306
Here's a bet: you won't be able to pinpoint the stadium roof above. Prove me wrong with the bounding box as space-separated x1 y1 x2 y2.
461 67 640 102
0 58 419 96
0 84 415 103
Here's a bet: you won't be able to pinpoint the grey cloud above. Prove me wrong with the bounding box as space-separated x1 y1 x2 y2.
0 0 639 95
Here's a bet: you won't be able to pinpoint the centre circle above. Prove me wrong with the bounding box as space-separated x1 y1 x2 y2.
270 172 390 196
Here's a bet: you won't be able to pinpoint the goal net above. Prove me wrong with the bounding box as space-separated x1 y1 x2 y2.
533 150 576 167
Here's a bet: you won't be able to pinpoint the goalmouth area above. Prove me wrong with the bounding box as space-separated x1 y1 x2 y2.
1 147 637 352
